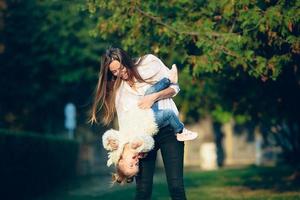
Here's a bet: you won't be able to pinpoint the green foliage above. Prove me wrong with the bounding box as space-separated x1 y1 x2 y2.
87 1 300 163
86 0 300 124
0 0 106 132
1 0 300 163
88 0 299 80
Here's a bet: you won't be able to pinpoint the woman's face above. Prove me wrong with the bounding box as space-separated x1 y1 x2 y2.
109 60 129 80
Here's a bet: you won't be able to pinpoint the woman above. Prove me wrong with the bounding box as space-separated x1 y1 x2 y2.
89 47 187 200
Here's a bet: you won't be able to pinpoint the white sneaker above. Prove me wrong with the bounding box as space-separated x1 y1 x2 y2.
176 128 198 141
169 64 178 84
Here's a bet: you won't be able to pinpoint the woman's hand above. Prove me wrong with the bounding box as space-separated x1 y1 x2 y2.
138 93 158 109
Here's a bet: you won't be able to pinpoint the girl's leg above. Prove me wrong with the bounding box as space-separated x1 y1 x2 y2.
154 109 184 133
145 78 171 112
157 127 187 200
144 65 178 96
144 77 171 96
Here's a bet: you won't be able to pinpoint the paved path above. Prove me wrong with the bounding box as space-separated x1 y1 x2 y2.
33 174 133 200
33 171 167 200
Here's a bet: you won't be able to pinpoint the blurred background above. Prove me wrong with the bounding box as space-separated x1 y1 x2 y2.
1 0 300 199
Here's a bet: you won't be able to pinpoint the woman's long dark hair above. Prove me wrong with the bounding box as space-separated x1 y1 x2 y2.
88 47 147 125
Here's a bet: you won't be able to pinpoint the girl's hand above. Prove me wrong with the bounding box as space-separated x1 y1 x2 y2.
108 139 118 150
138 93 157 109
131 140 143 149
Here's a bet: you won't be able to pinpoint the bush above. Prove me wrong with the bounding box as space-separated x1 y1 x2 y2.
0 129 80 199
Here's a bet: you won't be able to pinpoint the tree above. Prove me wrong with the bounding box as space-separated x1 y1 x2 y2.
0 0 106 133
87 0 300 165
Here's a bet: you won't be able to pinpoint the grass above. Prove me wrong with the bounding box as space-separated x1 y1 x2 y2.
34 165 300 200
183 165 300 200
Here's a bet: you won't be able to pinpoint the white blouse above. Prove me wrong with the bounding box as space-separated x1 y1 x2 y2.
115 54 180 129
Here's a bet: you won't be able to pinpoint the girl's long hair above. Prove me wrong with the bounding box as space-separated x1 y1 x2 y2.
88 47 147 125
111 167 134 186
110 145 135 186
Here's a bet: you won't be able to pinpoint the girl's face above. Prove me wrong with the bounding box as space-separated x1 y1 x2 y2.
118 144 139 177
109 60 129 80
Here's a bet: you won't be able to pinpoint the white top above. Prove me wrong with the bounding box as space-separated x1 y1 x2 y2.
115 54 180 129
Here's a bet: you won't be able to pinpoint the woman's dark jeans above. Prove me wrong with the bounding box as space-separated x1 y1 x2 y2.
135 125 187 200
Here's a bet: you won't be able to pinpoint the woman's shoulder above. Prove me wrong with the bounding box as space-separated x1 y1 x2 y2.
135 54 163 78
144 53 158 60
136 54 160 66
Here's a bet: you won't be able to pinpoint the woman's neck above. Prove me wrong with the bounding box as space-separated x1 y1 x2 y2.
126 79 137 90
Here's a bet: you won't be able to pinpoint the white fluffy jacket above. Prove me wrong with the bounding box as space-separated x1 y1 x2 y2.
102 107 159 167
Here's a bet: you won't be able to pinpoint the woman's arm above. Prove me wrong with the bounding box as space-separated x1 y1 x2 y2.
138 87 176 109
137 54 180 97
137 54 180 109
155 87 177 99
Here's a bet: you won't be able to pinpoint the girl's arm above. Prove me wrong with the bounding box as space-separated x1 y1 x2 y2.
102 129 120 151
130 135 155 153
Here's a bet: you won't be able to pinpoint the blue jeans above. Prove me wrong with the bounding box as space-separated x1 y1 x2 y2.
144 77 184 133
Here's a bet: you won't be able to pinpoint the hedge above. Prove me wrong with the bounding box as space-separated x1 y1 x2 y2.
0 129 79 199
